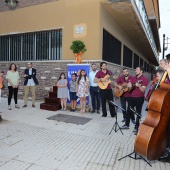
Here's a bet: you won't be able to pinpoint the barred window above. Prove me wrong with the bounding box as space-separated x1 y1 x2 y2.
102 29 121 65
0 29 62 61
123 45 132 68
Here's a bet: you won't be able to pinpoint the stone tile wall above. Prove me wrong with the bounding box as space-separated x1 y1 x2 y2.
0 61 151 101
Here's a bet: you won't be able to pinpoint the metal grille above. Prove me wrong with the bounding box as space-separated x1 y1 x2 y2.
0 29 62 61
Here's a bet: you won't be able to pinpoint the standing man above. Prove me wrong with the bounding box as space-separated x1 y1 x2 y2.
121 66 148 135
94 62 120 117
23 62 39 107
89 63 100 114
158 57 170 163
114 68 134 122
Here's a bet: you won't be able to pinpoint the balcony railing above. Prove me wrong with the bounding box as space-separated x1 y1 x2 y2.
132 0 158 61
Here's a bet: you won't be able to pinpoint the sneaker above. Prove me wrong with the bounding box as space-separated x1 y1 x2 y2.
97 110 100 114
134 131 138 135
132 120 136 125
15 105 20 109
91 110 95 113
8 106 12 110
133 128 137 132
121 118 126 122
121 125 129 129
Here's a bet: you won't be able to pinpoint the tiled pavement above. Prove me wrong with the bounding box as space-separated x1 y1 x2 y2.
0 98 169 170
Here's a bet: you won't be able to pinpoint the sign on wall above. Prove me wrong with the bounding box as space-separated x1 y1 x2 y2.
74 23 87 38
67 64 90 105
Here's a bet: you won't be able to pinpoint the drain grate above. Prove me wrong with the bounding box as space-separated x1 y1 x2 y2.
47 114 92 125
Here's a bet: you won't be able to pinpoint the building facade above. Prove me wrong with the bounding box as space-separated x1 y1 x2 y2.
0 0 161 100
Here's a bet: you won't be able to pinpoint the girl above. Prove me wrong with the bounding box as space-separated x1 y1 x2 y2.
6 63 20 110
69 73 77 112
56 73 68 110
76 69 89 113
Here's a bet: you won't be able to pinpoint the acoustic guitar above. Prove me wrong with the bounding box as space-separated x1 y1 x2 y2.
114 81 142 97
98 71 119 89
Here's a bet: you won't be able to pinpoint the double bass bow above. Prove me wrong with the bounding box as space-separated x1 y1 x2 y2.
134 70 170 160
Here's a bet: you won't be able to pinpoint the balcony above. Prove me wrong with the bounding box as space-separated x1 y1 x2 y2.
102 0 159 65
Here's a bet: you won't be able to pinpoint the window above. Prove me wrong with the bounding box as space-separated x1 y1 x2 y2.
102 29 121 65
123 45 132 68
133 53 139 69
0 29 62 61
140 58 143 67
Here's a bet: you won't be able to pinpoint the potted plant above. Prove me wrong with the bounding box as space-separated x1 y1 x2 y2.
70 40 87 64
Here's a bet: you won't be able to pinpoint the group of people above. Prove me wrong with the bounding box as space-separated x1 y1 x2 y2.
0 62 38 112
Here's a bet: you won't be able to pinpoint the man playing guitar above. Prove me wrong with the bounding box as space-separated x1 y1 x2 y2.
114 68 134 123
121 66 148 135
94 62 120 117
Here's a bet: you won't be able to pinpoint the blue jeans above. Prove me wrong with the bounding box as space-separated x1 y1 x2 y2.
90 86 100 111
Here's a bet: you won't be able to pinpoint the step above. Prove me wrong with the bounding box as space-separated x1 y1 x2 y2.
49 92 57 98
45 97 60 104
40 103 61 111
53 86 58 93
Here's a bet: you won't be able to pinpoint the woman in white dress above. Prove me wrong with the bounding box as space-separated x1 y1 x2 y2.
56 73 68 110
76 69 89 113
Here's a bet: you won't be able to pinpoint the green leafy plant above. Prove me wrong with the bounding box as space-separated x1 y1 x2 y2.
70 40 87 54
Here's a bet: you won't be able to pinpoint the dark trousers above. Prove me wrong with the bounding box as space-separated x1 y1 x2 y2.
8 86 18 105
120 97 129 119
90 86 100 111
100 89 116 117
126 97 144 129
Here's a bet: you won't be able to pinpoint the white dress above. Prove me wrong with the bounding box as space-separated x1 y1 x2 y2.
77 77 89 98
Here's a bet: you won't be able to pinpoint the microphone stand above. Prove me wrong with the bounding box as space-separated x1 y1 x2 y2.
108 100 125 135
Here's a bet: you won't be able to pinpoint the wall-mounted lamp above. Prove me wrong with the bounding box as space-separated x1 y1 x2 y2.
5 0 19 8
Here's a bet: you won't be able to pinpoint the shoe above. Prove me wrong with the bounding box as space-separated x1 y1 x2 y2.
134 131 138 135
121 118 126 122
32 104 35 107
132 120 136 125
8 106 12 110
91 110 95 113
133 128 137 132
70 109 73 112
111 115 116 118
158 154 170 163
97 110 100 114
121 125 129 129
22 105 27 108
15 105 20 109
102 115 107 117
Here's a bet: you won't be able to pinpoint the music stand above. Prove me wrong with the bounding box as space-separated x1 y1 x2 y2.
118 107 152 167
108 100 125 135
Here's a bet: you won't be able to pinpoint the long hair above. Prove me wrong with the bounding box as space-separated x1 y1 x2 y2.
9 63 17 71
58 72 66 81
77 69 87 84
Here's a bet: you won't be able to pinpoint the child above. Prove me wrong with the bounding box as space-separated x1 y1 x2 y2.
76 69 89 113
69 73 77 112
56 73 68 111
0 73 4 112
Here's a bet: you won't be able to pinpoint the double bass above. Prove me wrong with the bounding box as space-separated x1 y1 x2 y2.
134 71 170 160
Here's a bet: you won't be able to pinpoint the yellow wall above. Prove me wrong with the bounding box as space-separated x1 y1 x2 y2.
0 0 101 60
